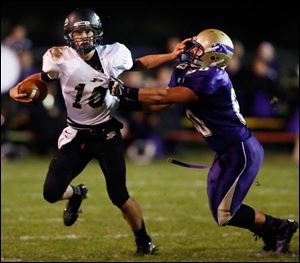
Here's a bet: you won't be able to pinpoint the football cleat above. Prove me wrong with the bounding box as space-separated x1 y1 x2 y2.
261 231 277 252
253 227 277 252
135 235 157 256
63 184 88 226
275 219 298 254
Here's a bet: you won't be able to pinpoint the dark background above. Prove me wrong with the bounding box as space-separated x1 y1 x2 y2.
1 0 299 158
2 0 299 52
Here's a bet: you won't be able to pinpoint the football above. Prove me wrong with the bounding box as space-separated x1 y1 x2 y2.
18 78 48 102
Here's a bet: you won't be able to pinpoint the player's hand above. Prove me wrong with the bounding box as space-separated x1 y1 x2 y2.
171 38 193 59
9 82 33 103
108 76 125 97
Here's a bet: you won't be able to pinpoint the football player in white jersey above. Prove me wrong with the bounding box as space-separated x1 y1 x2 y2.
9 8 190 256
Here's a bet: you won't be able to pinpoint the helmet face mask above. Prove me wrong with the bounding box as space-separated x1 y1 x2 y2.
184 38 205 68
184 29 234 69
64 8 103 54
68 27 98 54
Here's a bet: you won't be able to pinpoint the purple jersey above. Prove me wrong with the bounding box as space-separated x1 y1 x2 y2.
169 63 251 153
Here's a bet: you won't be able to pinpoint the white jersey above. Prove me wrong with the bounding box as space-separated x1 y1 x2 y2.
42 43 133 127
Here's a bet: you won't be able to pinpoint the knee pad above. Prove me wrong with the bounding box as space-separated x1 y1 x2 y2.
43 178 65 203
108 190 129 207
43 187 60 203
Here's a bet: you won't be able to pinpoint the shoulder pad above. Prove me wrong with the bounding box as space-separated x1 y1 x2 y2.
49 46 68 59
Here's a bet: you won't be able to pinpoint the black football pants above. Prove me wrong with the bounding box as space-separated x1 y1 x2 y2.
43 127 129 207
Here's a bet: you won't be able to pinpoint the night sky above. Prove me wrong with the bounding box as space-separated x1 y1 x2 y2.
2 0 299 51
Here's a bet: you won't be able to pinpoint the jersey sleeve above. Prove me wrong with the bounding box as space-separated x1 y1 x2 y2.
111 43 133 72
42 49 61 80
168 70 177 88
182 68 222 95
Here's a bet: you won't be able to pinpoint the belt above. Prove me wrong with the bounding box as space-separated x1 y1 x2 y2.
68 118 123 136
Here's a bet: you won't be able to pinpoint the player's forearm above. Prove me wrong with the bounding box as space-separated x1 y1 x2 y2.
138 87 169 104
110 79 198 105
114 85 169 104
142 104 171 112
137 53 176 69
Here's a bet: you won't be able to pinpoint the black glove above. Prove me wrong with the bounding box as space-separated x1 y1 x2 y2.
108 76 139 101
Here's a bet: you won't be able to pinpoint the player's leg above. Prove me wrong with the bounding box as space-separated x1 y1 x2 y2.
207 136 264 224
119 197 156 256
95 129 155 256
43 137 91 226
206 144 259 224
207 136 298 253
225 137 298 253
228 205 298 253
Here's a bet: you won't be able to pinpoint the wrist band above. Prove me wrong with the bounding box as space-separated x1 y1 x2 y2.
124 86 139 101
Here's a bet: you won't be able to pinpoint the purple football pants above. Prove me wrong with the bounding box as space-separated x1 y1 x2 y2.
207 135 264 225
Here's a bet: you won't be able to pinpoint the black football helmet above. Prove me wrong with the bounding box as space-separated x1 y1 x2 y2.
64 8 103 54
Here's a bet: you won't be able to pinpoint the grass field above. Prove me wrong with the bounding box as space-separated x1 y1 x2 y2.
1 147 299 262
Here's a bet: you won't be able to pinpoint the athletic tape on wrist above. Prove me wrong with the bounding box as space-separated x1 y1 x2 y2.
125 86 139 101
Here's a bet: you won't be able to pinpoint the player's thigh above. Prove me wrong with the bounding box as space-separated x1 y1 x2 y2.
44 139 91 200
207 144 246 214
96 132 128 198
208 138 263 216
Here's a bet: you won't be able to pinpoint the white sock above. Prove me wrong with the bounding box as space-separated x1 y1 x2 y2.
61 185 74 200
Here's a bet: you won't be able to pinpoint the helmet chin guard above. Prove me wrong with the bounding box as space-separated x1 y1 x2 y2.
66 31 102 54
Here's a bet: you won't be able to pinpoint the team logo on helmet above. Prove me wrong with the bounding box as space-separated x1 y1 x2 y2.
210 43 234 55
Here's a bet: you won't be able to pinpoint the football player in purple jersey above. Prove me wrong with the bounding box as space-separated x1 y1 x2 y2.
108 29 298 254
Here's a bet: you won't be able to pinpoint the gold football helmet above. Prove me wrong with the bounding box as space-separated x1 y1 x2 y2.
185 29 234 68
